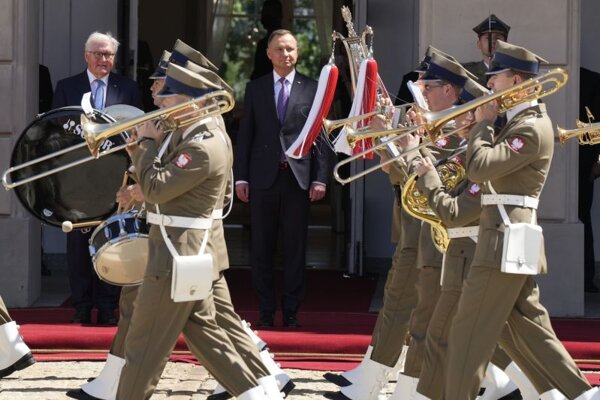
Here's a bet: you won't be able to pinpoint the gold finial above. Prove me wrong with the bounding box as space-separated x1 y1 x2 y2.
341 6 357 37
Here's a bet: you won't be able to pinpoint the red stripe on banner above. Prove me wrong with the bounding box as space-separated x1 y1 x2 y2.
291 65 339 158
353 59 378 159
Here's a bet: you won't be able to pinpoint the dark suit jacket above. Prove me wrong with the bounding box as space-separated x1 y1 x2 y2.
234 71 330 190
52 70 143 110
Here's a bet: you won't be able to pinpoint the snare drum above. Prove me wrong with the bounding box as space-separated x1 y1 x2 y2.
89 211 149 286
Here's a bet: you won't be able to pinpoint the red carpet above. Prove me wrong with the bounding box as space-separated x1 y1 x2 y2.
8 269 600 381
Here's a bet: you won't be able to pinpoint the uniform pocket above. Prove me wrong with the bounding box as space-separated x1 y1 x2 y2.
472 228 503 268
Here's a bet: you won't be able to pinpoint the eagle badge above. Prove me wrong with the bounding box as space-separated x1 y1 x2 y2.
508 136 525 153
175 153 192 169
468 183 481 196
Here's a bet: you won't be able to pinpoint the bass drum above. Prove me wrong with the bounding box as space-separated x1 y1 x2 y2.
10 106 130 227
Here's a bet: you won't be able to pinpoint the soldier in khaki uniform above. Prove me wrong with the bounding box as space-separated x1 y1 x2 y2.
0 296 34 379
463 14 510 86
445 41 598 400
387 53 470 400
412 78 545 400
115 63 276 400
325 50 449 400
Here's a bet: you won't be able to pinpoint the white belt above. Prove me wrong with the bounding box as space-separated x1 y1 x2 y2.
147 208 223 229
481 194 539 210
447 226 479 239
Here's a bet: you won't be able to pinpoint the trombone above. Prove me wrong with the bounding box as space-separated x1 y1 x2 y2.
2 90 234 190
333 68 569 184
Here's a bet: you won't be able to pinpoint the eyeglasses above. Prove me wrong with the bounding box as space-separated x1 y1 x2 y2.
87 51 116 60
422 83 448 91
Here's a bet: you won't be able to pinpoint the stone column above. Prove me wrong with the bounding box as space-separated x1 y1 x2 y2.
419 0 583 316
0 0 41 307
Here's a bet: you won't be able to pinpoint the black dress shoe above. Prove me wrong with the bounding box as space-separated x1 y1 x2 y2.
206 391 233 400
257 316 274 328
71 307 92 324
283 315 301 328
0 352 35 378
96 310 118 326
66 389 101 400
323 372 352 387
323 391 351 400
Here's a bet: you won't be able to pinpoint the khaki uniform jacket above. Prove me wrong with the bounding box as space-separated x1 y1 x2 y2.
388 156 410 243
132 117 232 280
417 153 483 290
466 103 552 273
404 133 462 268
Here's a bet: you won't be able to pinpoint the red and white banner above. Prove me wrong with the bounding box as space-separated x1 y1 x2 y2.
333 59 378 159
285 63 339 159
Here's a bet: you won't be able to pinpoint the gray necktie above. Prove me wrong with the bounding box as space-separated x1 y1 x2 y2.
93 79 105 110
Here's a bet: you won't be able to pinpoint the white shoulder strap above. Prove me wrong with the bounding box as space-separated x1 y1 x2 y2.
487 182 536 226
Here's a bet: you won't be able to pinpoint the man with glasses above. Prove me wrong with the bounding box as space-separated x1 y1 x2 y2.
52 31 143 326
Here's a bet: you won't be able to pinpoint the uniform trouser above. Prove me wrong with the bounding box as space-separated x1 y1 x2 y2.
417 287 551 400
0 296 11 325
110 278 269 381
369 245 419 367
116 275 258 400
445 267 591 400
402 266 442 378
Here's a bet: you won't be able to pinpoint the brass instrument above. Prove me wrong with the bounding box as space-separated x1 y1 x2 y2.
557 107 600 145
333 68 568 185
323 103 415 134
401 160 466 253
2 90 234 190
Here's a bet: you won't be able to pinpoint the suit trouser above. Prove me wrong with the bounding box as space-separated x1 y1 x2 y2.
67 230 119 311
417 287 551 400
116 274 258 400
370 245 419 367
250 168 309 318
445 267 591 400
0 296 11 325
110 278 269 380
402 266 442 378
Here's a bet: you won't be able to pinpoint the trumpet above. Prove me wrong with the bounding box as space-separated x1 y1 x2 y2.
557 108 600 145
333 68 568 184
2 90 234 190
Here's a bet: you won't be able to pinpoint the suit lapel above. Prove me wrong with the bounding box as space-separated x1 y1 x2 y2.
262 74 279 124
284 73 305 125
105 73 119 107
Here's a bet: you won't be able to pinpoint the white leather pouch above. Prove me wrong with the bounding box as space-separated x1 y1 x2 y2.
171 253 213 302
500 222 543 275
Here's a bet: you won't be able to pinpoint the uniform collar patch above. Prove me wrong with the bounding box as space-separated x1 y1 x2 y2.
508 136 525 153
175 152 192 169
468 183 481 196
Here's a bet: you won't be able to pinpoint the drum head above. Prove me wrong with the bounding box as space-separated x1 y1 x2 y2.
10 106 130 227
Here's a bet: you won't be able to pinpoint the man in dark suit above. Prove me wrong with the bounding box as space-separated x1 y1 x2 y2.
579 67 600 293
52 31 143 326
234 29 331 328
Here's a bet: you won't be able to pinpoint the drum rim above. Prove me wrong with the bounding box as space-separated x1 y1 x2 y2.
92 237 149 286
